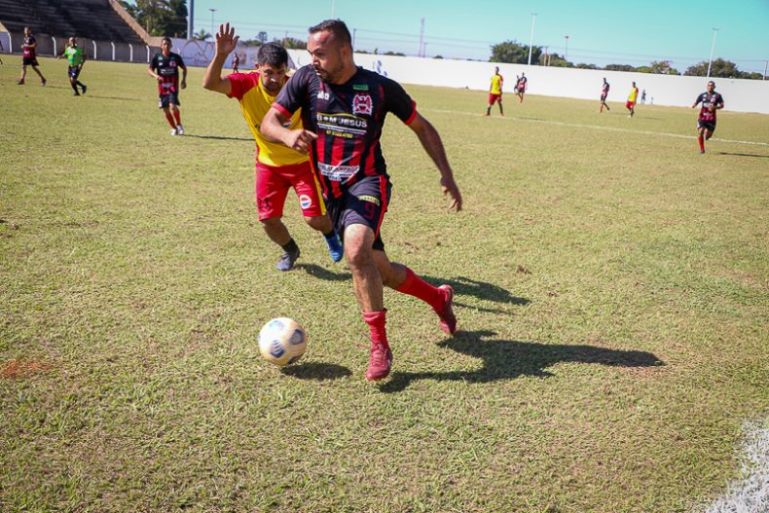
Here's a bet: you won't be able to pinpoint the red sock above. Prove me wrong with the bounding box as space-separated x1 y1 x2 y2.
363 310 388 347
173 109 181 125
395 267 444 311
164 111 176 128
698 135 705 152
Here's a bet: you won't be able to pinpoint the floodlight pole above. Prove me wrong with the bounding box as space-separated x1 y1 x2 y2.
209 8 216 38
527 13 537 66
331 0 335 18
706 27 718 78
187 0 194 39
763 60 767 80
419 17 425 57
564 35 569 61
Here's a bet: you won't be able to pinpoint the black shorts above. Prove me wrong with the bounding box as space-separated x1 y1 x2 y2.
325 176 391 251
697 120 716 132
158 93 180 109
600 94 608 101
22 57 39 66
68 66 81 79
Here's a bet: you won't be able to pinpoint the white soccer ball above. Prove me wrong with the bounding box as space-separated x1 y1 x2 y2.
258 317 307 367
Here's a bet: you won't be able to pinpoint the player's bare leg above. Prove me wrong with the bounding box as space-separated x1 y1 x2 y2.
304 215 343 262
498 100 504 116
32 65 46 85
374 250 456 335
18 65 27 84
344 224 391 381
262 217 301 271
161 106 177 133
169 104 183 134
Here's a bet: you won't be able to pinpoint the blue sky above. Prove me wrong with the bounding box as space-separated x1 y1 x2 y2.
189 0 769 73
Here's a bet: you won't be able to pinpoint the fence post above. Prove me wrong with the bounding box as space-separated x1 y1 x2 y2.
51 35 57 56
129 43 133 62
111 41 116 61
92 40 97 60
146 45 150 63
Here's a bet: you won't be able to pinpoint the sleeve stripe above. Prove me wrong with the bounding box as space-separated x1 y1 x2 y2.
404 101 418 125
272 102 293 119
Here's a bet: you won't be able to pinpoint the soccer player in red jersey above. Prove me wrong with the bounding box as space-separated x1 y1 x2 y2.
18 27 47 86
599 78 610 112
515 73 527 103
692 80 724 154
626 82 639 117
202 23 342 271
148 37 187 136
262 19 463 381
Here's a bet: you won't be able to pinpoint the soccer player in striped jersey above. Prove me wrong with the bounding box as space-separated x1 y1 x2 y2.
262 19 463 382
202 23 342 271
18 27 47 86
692 81 724 154
515 73 527 103
599 78 610 112
486 66 504 116
148 37 187 135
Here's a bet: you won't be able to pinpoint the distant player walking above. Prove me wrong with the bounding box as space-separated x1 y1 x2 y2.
692 80 724 154
148 37 187 136
202 23 343 271
486 66 504 116
232 52 240 72
18 27 47 86
63 37 87 96
626 82 639 117
599 77 610 112
515 73 527 103
262 19 462 382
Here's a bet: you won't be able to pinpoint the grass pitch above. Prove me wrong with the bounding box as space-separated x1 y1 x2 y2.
1 56 769 513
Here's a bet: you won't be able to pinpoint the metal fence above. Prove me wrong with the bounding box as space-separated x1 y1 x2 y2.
0 31 158 63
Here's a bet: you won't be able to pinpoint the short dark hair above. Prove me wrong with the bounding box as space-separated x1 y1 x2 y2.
257 42 288 67
161 36 172 45
309 19 352 47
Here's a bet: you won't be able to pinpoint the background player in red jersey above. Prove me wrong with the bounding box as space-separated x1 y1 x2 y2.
599 77 610 112
18 27 47 86
148 37 187 136
692 80 724 154
626 82 639 117
486 66 504 116
262 19 463 382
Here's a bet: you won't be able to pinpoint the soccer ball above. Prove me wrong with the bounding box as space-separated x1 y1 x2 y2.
258 317 307 366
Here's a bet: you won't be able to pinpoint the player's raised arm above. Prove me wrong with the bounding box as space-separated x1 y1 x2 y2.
262 107 317 154
407 112 463 212
202 23 238 95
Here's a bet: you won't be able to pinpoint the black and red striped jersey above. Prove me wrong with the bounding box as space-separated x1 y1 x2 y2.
273 65 417 198
694 91 724 122
150 51 186 95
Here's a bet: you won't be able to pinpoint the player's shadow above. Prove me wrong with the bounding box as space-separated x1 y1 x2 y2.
86 95 142 102
183 134 253 142
716 152 769 159
297 263 350 281
379 330 663 393
281 362 352 381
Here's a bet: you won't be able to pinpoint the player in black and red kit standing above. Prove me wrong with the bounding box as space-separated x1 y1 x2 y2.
148 37 187 135
262 19 463 382
18 27 47 86
599 77 610 112
692 81 724 154
515 73 527 103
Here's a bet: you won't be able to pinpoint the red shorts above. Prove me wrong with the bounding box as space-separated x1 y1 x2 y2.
255 160 325 221
626 101 636 109
488 93 502 105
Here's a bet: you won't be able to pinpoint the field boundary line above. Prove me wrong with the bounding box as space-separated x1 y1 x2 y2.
423 108 769 148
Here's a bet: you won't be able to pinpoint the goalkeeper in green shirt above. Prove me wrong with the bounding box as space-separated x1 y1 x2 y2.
63 37 87 96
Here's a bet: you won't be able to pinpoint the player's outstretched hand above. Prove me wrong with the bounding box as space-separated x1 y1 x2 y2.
287 129 318 154
441 176 463 212
216 22 239 56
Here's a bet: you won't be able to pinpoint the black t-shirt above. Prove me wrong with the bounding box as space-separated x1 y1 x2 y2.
274 65 416 196
150 52 186 95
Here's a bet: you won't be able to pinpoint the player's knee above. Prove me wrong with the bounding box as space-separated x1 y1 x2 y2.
344 234 373 269
260 216 282 228
304 215 329 232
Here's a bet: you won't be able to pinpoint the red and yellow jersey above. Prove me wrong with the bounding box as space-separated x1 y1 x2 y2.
490 74 503 95
627 87 639 102
227 72 308 167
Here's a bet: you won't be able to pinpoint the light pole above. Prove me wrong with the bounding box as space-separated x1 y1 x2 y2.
209 8 216 38
331 0 336 17
706 27 718 78
564 35 570 62
527 12 537 66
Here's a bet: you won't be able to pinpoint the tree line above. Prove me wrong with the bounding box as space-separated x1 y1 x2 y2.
490 41 764 79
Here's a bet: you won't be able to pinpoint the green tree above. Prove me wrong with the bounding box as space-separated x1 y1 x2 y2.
279 37 307 50
119 0 188 37
547 53 573 67
490 40 541 64
604 63 635 72
192 29 211 41
257 31 268 44
684 58 740 78
646 60 679 75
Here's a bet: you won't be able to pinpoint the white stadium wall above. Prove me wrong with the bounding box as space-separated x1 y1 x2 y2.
287 49 769 115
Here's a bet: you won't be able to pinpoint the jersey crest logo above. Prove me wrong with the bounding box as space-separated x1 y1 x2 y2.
352 93 373 115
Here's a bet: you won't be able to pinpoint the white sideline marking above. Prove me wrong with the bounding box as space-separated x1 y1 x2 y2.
704 420 769 513
423 108 769 148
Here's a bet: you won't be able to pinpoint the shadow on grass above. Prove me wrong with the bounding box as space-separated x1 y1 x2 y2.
716 151 769 159
299 265 530 307
281 362 352 380
84 94 142 102
379 330 663 393
183 134 253 142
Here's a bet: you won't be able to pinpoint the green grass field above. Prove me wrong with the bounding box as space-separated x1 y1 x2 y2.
2 55 768 513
